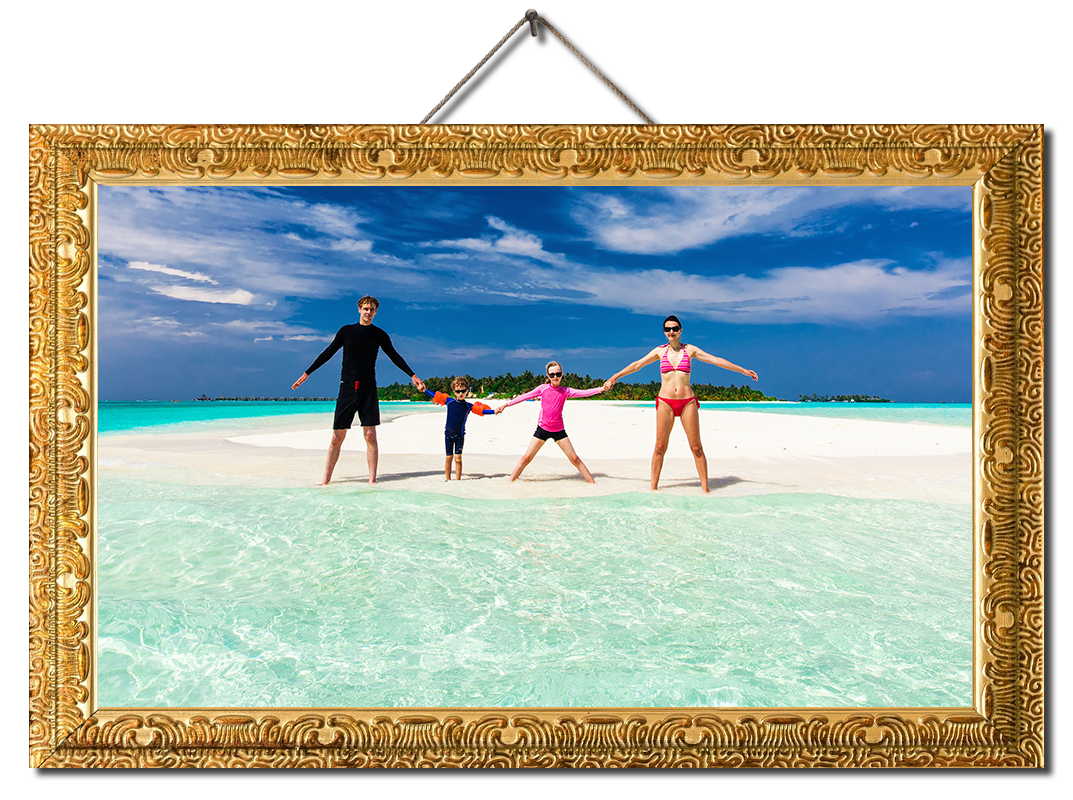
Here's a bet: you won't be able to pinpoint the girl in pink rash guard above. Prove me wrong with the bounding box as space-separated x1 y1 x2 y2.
495 361 605 483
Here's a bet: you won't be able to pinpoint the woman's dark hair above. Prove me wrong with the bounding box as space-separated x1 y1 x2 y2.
663 315 681 328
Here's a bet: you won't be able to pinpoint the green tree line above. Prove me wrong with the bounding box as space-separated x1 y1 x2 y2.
378 371 777 402
798 393 891 403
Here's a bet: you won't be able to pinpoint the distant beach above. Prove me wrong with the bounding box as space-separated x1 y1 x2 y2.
100 400 970 503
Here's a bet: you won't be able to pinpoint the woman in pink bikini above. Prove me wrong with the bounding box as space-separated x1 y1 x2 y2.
603 315 758 493
495 361 606 483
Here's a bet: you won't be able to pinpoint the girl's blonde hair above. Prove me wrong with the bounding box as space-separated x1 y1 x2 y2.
545 361 562 383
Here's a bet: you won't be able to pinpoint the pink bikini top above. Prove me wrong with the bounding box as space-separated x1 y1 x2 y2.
660 344 691 374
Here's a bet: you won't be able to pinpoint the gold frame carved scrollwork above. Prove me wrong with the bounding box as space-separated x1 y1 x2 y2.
28 124 1044 768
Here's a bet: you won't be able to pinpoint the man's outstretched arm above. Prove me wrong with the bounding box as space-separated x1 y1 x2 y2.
293 329 344 390
379 330 425 391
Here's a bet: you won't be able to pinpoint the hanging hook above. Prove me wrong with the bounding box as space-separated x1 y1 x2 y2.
526 9 539 36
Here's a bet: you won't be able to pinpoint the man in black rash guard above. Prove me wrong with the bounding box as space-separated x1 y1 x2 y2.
291 296 425 485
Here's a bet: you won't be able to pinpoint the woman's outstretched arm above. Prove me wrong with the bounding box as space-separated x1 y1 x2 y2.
603 348 661 390
689 346 759 381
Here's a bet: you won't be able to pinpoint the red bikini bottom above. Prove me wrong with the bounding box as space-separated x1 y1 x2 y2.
655 395 700 417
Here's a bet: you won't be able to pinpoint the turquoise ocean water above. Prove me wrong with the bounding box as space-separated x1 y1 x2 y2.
624 401 972 427
98 400 435 435
100 400 971 433
97 402 972 708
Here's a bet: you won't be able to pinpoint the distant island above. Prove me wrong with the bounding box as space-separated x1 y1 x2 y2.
196 371 781 403
798 393 891 403
197 394 336 402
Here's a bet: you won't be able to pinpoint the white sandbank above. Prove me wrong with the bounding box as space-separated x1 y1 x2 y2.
99 402 971 504
228 401 967 460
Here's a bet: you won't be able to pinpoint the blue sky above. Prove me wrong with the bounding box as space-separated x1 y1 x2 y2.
97 184 971 401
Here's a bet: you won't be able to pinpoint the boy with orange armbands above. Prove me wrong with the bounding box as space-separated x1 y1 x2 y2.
425 376 495 481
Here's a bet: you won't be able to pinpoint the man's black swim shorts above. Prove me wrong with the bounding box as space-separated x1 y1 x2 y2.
333 380 380 429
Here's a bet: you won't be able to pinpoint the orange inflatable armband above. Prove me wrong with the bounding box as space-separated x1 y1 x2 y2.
432 391 449 405
470 401 490 414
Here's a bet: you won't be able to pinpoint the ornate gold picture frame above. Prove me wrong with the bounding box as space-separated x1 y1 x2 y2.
29 124 1043 768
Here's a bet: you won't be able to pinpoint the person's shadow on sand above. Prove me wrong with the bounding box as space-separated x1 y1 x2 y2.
624 475 746 491
327 470 512 483
325 474 754 489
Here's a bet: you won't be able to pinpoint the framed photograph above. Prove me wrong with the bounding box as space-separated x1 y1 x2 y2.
29 124 1042 767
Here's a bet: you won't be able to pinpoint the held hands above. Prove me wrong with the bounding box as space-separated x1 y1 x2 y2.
495 404 507 414
602 378 616 392
412 375 426 392
292 373 308 390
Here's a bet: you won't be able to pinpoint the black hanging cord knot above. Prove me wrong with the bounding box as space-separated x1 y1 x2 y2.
526 9 539 35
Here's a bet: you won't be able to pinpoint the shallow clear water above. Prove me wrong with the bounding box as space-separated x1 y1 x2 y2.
98 480 972 708
99 400 434 435
99 400 971 435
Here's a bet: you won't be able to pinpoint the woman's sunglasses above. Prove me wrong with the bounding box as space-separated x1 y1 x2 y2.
664 325 681 333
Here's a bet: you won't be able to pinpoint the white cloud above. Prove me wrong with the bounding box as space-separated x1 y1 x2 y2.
329 239 374 253
486 216 547 258
286 231 373 254
428 216 567 266
503 345 637 363
574 186 971 255
303 202 368 238
377 337 640 377
150 286 258 305
100 186 972 332
99 186 381 303
564 258 971 324
122 316 207 338
593 195 630 219
438 237 493 253
128 261 218 284
214 320 325 338
217 320 288 332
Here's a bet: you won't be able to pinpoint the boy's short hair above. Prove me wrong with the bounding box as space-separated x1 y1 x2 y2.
451 376 469 391
356 295 380 310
